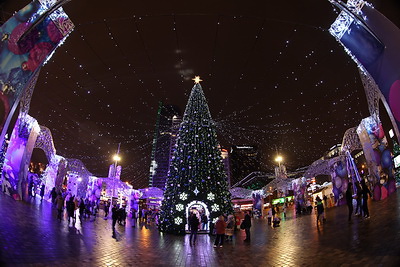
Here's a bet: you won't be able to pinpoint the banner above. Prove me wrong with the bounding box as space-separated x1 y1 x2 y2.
329 0 400 139
0 0 74 140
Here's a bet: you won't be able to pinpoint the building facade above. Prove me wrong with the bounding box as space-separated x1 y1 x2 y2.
148 102 181 189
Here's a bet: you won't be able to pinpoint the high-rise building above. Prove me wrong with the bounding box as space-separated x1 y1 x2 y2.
229 145 261 187
220 148 231 187
149 102 181 189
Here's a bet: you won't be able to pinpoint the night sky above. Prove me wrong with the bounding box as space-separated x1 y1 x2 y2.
1 0 400 188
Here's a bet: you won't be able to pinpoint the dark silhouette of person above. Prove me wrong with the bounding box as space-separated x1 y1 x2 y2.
56 193 64 221
112 205 118 229
66 196 76 223
188 213 200 245
346 182 354 222
354 182 363 216
79 198 85 220
50 187 57 204
361 179 372 218
243 211 252 241
39 185 45 200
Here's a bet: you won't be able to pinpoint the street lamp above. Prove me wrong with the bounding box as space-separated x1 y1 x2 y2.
275 155 283 168
112 153 121 198
109 144 121 217
113 154 121 163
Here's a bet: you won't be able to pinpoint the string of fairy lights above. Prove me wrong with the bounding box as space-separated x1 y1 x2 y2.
25 9 370 188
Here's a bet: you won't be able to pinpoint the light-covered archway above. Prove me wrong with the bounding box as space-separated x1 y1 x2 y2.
185 200 210 231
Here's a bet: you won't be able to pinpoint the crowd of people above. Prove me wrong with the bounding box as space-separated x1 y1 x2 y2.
35 179 377 247
48 187 131 228
50 187 104 224
186 210 253 247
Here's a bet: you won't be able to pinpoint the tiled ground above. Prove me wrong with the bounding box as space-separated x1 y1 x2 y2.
1 190 400 267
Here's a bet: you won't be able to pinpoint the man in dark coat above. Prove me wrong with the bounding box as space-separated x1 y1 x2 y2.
361 179 372 218
112 205 118 229
243 211 252 242
346 182 354 222
188 213 200 245
66 196 76 223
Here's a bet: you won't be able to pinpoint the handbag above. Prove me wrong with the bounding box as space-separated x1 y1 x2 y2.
240 221 245 229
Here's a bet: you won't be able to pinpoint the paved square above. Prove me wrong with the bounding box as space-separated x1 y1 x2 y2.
1 190 400 266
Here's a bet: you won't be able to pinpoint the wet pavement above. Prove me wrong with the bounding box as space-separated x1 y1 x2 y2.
1 190 400 267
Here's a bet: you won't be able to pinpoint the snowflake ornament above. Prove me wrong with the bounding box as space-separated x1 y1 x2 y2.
175 217 183 225
211 204 219 212
207 192 215 201
176 204 184 211
179 192 188 200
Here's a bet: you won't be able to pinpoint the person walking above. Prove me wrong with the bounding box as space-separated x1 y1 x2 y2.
79 198 85 220
112 205 118 229
56 193 64 221
104 201 110 218
28 180 34 197
201 213 208 231
50 187 57 205
131 208 137 228
213 215 226 247
355 182 362 216
66 196 76 224
282 205 287 219
242 211 252 242
188 213 200 245
316 196 326 224
323 195 328 208
306 199 313 214
361 179 372 218
267 208 273 225
345 182 354 222
225 215 234 241
39 185 45 201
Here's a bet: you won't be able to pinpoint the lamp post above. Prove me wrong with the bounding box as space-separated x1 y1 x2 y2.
275 155 283 168
109 144 121 218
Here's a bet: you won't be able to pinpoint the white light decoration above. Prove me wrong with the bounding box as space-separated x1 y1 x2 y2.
179 192 188 200
329 11 354 39
176 204 184 211
207 192 215 201
193 187 199 196
212 217 218 224
347 0 366 14
174 217 183 225
211 204 219 212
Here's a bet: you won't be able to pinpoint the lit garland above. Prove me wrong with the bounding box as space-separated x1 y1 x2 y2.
27 9 372 189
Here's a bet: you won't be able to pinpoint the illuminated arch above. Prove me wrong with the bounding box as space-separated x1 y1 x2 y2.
341 127 362 153
185 200 210 230
34 126 57 162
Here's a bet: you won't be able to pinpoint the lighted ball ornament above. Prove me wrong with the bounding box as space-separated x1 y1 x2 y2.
381 149 393 169
335 161 347 178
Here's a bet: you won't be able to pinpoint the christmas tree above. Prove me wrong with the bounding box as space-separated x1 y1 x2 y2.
159 77 232 234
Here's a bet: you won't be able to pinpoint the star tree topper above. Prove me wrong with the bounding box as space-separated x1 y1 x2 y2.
192 76 203 84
